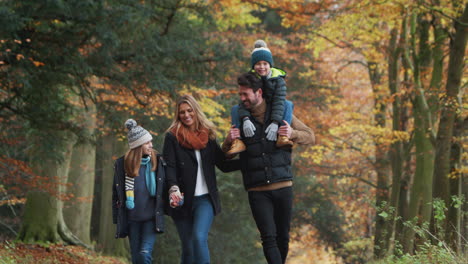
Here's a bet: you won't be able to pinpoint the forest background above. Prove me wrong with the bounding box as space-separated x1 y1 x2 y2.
0 0 467 263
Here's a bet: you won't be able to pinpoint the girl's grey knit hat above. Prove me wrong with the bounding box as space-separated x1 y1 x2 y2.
125 119 153 149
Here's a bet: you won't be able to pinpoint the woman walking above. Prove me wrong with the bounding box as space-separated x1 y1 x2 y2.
163 95 238 264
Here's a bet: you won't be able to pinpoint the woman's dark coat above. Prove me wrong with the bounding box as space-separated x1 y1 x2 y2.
163 132 240 218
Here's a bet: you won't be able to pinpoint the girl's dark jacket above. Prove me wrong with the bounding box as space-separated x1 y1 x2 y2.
112 154 167 238
163 132 240 219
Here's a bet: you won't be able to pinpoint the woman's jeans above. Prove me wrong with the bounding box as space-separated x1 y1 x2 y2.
173 194 215 264
248 187 293 264
231 100 294 128
128 220 157 264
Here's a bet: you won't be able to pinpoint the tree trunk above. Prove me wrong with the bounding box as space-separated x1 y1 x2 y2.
18 191 60 243
395 29 412 249
64 102 97 245
402 113 435 253
18 131 77 243
430 7 451 240
461 118 468 254
433 3 468 252
64 144 96 244
446 119 462 253
401 12 436 254
368 61 390 258
384 26 404 257
97 133 129 257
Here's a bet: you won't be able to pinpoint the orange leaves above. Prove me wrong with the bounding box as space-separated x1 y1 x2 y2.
0 242 129 264
30 58 45 67
0 155 74 200
239 0 337 30
0 155 34 176
62 194 94 204
1 38 46 67
0 197 26 206
212 0 339 32
274 0 333 29
79 42 102 56
93 75 173 136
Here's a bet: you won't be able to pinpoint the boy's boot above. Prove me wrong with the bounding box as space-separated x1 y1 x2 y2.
226 138 246 155
276 135 293 147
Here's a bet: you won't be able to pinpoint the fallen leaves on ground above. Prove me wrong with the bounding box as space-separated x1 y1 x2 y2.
0 241 128 264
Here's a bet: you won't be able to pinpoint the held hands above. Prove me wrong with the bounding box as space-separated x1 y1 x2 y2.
169 185 184 208
265 122 279 141
243 118 256 137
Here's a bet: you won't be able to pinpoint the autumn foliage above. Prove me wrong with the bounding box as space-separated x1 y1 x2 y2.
0 0 466 263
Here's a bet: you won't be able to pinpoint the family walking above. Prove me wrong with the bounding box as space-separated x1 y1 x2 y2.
112 39 315 264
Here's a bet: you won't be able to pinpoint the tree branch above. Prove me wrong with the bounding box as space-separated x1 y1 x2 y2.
0 219 17 236
421 2 468 26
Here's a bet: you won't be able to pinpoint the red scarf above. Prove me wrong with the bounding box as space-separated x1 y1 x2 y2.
172 126 209 150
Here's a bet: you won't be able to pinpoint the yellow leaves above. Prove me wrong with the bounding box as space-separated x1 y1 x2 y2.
306 0 406 64
209 0 261 30
392 130 410 142
447 169 461 180
300 145 326 165
331 123 409 148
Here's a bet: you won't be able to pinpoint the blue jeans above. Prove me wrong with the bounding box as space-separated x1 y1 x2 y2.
248 187 293 264
173 194 215 264
128 220 157 264
231 100 294 129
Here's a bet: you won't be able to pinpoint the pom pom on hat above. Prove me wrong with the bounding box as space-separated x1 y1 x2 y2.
254 39 268 49
125 119 153 149
250 39 273 68
125 119 137 130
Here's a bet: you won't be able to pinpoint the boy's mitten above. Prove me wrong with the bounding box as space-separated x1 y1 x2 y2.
243 118 256 137
265 122 279 141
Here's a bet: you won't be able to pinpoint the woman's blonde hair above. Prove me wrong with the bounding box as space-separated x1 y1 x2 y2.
166 94 217 140
124 146 157 178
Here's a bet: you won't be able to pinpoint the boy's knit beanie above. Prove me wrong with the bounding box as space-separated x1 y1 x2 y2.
250 39 274 68
125 119 153 149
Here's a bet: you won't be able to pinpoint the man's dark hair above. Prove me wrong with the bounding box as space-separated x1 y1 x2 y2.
237 72 262 93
